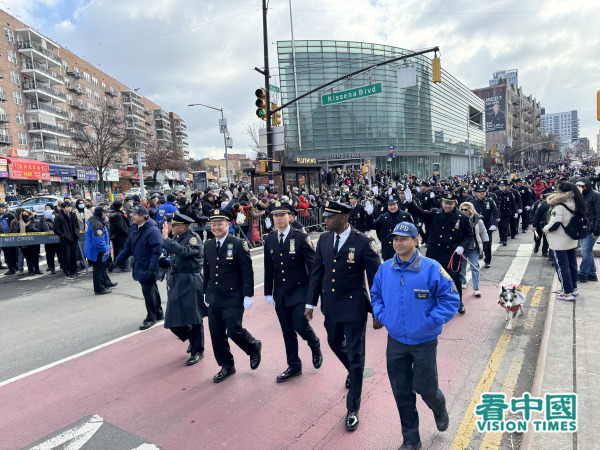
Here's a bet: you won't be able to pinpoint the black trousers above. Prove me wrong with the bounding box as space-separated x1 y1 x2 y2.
534 232 549 254
208 305 259 369
1 246 17 271
323 317 366 412
275 300 320 370
92 253 112 293
521 209 530 230
170 324 204 354
44 243 61 270
483 230 493 265
60 239 78 276
140 280 163 321
510 213 519 237
447 267 463 305
387 337 446 446
112 240 129 269
21 246 40 272
498 217 511 243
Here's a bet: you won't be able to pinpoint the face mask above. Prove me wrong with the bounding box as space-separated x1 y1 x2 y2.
78 204 84 209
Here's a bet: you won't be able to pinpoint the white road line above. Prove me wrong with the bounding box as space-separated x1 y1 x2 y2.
29 414 104 450
501 243 534 287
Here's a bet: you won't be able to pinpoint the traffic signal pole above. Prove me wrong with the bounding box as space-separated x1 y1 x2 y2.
262 0 274 187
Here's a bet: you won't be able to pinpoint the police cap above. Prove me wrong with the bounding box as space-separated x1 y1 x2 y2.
323 200 352 217
172 211 194 225
269 201 293 215
208 208 233 222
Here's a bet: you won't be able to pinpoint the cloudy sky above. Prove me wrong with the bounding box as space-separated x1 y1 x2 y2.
5 0 600 158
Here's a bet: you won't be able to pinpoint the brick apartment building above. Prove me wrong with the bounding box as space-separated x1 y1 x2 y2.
0 8 189 168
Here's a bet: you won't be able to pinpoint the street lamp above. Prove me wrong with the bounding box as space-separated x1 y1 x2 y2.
188 103 231 187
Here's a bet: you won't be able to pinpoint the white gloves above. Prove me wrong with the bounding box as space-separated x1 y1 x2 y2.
514 213 518 219
456 246 464 255
416 187 421 193
243 296 254 310
489 225 497 231
265 295 274 306
204 294 209 308
404 189 412 203
518 209 523 214
430 192 435 199
364 201 374 215
525 206 531 210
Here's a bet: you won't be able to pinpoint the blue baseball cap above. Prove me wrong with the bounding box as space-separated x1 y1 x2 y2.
391 222 418 238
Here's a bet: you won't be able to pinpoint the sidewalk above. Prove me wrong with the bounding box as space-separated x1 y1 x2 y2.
523 251 600 450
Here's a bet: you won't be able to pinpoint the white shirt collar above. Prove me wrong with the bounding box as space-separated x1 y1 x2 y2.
337 225 351 240
217 235 228 246
277 225 291 240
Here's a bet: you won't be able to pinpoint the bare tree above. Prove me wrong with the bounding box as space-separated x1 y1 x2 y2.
243 122 266 159
143 137 188 184
71 105 133 192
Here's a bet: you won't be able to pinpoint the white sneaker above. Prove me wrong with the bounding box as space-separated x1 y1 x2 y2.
556 292 575 301
572 288 579 296
473 289 482 297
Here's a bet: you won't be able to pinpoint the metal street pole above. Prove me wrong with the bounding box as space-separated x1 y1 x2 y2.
137 148 146 197
187 103 230 186
262 0 273 187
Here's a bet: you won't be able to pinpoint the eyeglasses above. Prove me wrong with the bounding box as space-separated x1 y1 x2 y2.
460 208 469 212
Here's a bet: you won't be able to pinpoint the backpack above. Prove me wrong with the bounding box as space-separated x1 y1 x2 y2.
558 203 589 240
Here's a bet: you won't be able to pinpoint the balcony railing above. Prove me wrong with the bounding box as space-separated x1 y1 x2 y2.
27 102 68 119
17 40 62 65
154 110 169 120
0 114 8 123
155 120 171 131
28 121 68 136
23 82 66 101
32 142 59 151
122 96 143 108
66 69 81 79
125 109 145 120
21 59 63 83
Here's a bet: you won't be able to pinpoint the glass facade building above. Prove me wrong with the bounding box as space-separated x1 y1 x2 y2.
277 40 486 178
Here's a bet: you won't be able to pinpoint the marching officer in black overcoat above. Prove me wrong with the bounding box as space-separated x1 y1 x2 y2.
508 182 522 239
496 180 518 246
203 208 262 383
472 184 499 268
517 179 534 233
367 194 414 261
305 200 382 432
405 189 473 314
348 193 367 232
264 201 322 383
161 212 207 366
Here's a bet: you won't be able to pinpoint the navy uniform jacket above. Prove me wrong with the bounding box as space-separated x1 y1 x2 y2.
406 202 473 266
368 210 414 261
163 229 206 328
518 186 533 208
203 235 254 307
473 197 500 229
348 204 367 232
510 189 523 210
264 228 315 307
496 191 517 218
306 227 381 323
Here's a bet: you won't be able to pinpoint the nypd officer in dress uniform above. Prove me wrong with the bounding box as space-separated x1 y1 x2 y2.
405 189 473 315
161 212 207 366
204 208 262 383
367 194 415 261
305 200 382 432
508 182 523 239
472 185 499 269
496 180 518 246
348 193 368 232
264 201 322 383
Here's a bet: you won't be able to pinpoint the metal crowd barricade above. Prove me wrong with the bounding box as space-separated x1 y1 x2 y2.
297 207 326 232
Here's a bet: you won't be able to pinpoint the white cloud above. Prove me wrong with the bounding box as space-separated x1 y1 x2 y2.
12 0 600 159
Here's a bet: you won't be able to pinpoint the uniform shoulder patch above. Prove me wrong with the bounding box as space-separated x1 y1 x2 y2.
242 241 250 252
369 239 377 253
305 235 313 248
189 236 199 246
96 229 103 236
439 267 452 281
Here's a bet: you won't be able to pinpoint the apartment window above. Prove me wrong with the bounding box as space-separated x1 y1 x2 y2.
101 82 106 90
94 91 100 102
83 72 90 83
9 70 19 85
63 60 69 71
87 102 94 110
104 96 108 104
18 132 27 146
78 99 84 108
65 79 71 89
74 66 80 77
7 49 17 64
85 87 92 98
4 28 14 43
67 94 73 105
13 91 22 105
92 77 99 87
16 112 25 125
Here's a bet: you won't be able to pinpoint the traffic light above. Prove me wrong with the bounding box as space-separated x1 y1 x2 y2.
432 56 441 83
255 160 266 173
362 164 367 174
271 103 281 126
255 88 267 120
492 144 497 158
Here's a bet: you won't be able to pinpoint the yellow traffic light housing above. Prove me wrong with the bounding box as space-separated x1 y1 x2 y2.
271 103 281 126
255 160 266 173
432 56 441 83
255 88 267 120
597 90 600 121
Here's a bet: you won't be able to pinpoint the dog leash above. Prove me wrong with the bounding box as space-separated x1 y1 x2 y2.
459 253 501 288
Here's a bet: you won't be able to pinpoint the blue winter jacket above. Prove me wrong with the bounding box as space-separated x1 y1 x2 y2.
156 201 178 222
370 250 459 345
115 217 163 282
84 216 110 262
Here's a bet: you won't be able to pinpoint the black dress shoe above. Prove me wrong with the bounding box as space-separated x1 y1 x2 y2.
458 304 465 314
213 366 236 383
434 404 449 431
399 442 422 450
484 263 490 268
4 270 16 275
33 269 42 275
250 340 262 370
139 320 156 330
276 367 302 383
187 343 192 353
185 352 204 366
95 289 112 295
107 282 118 288
345 374 351 389
312 350 323 369
345 410 359 431
502 241 507 246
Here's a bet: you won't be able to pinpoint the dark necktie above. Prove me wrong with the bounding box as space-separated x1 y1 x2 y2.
334 234 340 256
216 241 221 253
279 233 285 247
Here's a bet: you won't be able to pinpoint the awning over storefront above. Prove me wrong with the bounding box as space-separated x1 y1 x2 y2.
0 157 50 180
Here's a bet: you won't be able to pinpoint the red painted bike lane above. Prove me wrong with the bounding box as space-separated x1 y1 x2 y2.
0 285 506 449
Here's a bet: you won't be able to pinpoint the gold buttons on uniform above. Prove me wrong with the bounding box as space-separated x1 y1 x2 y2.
350 296 353 299
332 269 336 272
283 278 286 281
332 289 335 292
216 274 219 277
333 259 337 263
280 253 283 256
281 262 283 265
282 270 285 273
332 279 335 282
215 282 219 285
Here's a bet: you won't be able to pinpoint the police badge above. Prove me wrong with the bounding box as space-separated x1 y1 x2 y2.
305 235 313 249
97 229 103 236
226 243 234 259
347 248 355 263
189 236 199 246
289 239 296 254
455 220 460 229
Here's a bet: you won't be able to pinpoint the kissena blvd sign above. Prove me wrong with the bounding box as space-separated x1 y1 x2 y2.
322 83 382 106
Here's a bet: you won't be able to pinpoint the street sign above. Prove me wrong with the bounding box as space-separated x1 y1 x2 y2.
322 82 382 106
218 119 228 134
269 84 280 93
226 137 233 148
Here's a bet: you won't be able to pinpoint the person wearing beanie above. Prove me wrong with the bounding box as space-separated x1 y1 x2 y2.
42 209 61 274
52 202 81 279
109 200 131 272
84 207 116 295
157 193 178 222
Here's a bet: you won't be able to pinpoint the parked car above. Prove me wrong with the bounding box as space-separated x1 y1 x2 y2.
9 195 62 215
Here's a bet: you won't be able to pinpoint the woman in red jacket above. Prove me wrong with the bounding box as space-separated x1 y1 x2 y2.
298 195 310 218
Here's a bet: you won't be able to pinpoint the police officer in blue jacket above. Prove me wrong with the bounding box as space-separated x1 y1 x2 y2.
370 222 459 450
84 206 117 295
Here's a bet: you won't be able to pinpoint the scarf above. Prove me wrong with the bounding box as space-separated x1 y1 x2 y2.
19 211 33 233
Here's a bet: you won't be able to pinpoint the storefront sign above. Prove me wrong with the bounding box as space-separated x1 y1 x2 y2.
0 162 8 178
10 148 29 158
50 176 62 182
296 158 317 164
105 169 119 181
1 157 50 180
49 164 77 178
321 153 362 160
119 170 134 178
